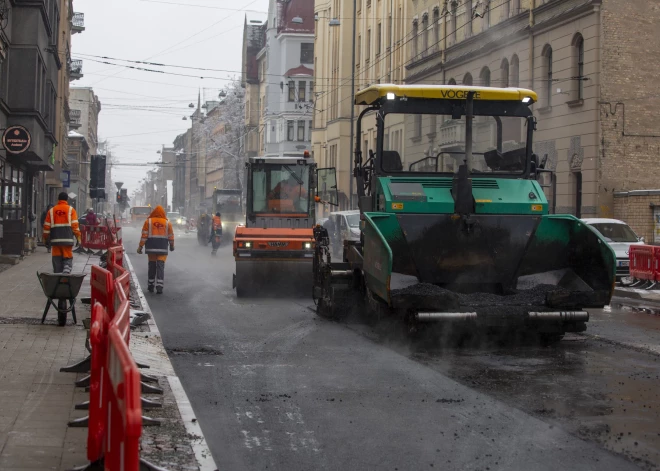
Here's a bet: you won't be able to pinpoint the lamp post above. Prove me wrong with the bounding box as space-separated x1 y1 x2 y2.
330 0 357 209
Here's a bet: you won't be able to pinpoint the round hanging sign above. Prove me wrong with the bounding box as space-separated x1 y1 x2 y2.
2 125 31 155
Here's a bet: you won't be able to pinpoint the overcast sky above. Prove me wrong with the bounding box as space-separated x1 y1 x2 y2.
71 0 270 194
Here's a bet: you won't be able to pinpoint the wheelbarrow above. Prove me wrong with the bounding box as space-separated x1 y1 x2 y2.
37 272 87 326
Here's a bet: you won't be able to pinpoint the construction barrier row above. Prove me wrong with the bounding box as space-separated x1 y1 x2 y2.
62 245 166 471
78 224 123 255
628 245 660 288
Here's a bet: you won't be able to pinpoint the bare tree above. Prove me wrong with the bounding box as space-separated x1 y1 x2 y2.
192 79 246 191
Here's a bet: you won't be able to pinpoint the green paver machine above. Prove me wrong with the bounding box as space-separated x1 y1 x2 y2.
312 84 616 340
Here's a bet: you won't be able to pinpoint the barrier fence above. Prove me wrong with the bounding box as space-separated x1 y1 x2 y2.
629 245 660 289
61 244 167 470
78 222 122 255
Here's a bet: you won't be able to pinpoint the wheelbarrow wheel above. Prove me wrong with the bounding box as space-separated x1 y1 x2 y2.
57 299 67 327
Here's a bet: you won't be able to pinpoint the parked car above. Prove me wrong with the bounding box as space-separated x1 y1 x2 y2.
325 210 360 258
582 218 645 280
167 212 187 228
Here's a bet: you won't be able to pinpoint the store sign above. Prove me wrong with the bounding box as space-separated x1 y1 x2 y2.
61 171 71 188
2 126 31 155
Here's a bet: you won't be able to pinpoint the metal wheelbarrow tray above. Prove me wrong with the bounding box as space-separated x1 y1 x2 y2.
37 272 87 326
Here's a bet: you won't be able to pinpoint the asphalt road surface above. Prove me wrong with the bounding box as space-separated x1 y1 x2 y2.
123 227 660 471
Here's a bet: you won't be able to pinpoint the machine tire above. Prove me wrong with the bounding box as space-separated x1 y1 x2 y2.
57 299 67 327
236 283 249 298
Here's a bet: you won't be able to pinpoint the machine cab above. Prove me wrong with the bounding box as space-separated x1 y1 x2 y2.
245 156 318 228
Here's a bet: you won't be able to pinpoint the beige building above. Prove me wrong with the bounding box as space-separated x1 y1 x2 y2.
404 0 660 222
242 14 267 158
313 0 409 210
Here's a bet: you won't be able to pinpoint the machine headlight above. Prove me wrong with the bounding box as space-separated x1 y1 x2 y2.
177 218 182 224
304 242 312 250
245 241 252 248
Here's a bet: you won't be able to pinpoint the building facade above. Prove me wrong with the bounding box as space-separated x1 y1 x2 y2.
66 130 89 211
0 0 81 253
258 0 315 158
403 0 660 223
242 13 268 158
313 0 409 210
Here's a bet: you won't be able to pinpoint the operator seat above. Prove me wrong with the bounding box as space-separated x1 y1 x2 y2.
382 151 403 172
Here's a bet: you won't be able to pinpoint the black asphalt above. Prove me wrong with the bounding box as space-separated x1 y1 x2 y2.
124 228 657 471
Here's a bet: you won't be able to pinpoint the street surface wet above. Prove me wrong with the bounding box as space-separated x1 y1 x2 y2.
123 227 660 470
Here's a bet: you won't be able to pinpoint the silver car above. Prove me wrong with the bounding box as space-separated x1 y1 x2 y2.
582 218 645 280
325 210 361 258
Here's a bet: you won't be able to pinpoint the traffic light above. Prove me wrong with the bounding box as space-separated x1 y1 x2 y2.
116 191 121 203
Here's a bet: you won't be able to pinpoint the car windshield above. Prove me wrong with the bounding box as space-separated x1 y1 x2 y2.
381 113 528 175
251 163 311 215
346 213 360 228
132 207 151 215
590 223 639 242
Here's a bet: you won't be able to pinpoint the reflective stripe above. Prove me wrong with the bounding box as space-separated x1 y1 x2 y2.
49 207 75 246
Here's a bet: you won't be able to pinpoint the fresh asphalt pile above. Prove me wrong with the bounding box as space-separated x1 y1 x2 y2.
391 282 564 312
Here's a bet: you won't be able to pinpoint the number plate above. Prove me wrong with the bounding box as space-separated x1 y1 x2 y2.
619 260 630 267
268 241 288 247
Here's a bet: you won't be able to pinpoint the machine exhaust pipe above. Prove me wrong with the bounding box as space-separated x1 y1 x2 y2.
528 311 589 322
415 312 477 322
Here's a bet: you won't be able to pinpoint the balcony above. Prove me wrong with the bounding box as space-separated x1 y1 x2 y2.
69 60 83 81
71 13 85 34
69 109 81 129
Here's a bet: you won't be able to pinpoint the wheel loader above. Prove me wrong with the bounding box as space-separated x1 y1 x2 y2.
312 84 616 340
233 153 337 297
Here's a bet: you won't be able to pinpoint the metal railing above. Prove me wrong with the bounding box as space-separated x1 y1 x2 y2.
69 109 82 128
70 60 83 78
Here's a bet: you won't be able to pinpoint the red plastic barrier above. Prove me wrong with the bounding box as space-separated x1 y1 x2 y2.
105 325 142 471
108 246 124 269
629 245 656 281
91 265 115 319
81 226 123 251
112 297 131 345
87 303 110 463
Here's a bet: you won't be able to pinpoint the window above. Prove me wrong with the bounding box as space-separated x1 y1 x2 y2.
298 81 306 102
433 7 440 52
501 58 509 88
411 20 418 59
301 43 314 64
450 2 457 45
447 78 457 85
466 0 473 37
250 163 311 214
288 81 295 102
574 34 584 100
377 23 382 55
367 29 371 61
357 34 362 64
298 120 305 141
413 115 422 138
543 45 553 106
287 120 294 141
511 54 519 87
308 120 312 139
422 13 429 56
463 73 473 86
480 67 490 87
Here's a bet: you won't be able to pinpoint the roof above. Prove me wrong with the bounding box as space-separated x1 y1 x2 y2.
277 0 314 35
354 84 538 106
581 218 629 225
248 155 313 165
285 65 313 77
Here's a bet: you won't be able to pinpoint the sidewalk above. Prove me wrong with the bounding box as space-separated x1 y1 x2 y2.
0 248 95 470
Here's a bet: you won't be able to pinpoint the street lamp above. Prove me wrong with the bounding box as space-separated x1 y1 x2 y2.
329 3 357 209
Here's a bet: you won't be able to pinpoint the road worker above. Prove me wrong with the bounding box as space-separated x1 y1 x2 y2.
42 192 81 274
137 205 174 294
209 212 223 254
270 175 305 212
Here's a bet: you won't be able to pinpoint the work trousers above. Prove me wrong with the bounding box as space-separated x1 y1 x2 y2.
52 256 73 274
148 260 165 289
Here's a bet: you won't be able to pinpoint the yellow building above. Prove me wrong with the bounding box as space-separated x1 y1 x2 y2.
313 0 408 211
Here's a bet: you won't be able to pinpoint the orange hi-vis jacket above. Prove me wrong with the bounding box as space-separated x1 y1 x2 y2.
43 200 81 246
139 206 174 262
212 215 222 231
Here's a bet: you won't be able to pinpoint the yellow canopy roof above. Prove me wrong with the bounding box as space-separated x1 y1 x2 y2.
355 84 538 105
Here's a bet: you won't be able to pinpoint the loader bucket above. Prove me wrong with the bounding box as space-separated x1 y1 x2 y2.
362 212 616 311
